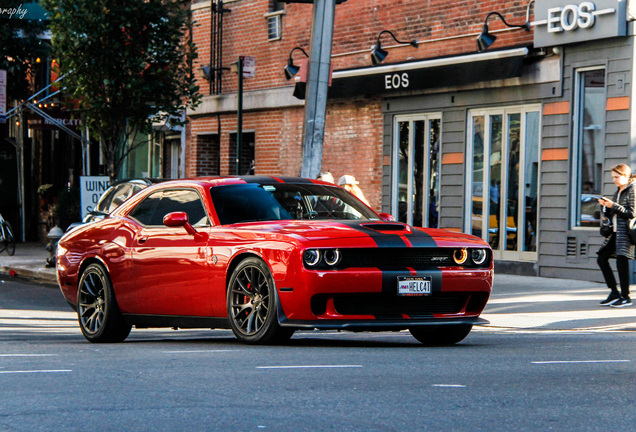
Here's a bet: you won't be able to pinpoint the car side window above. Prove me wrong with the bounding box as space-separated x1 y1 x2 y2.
129 191 163 225
129 189 209 227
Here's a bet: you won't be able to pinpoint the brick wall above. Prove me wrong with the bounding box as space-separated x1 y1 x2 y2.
192 0 534 93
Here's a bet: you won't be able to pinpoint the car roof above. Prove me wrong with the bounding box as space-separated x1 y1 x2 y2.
151 176 335 188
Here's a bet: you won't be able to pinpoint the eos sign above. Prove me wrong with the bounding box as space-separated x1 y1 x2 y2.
384 73 409 90
547 2 596 33
533 0 626 48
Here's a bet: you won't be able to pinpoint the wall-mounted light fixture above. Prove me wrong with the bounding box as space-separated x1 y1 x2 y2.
199 65 211 81
284 47 309 80
477 0 534 52
370 30 418 65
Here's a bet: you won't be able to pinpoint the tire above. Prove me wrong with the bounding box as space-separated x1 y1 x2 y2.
409 324 473 346
3 221 15 256
77 263 131 343
227 257 294 345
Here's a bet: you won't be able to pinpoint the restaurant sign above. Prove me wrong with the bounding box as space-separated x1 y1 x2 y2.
533 0 627 48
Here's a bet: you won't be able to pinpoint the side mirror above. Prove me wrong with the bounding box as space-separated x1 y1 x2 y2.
377 212 396 222
164 212 198 236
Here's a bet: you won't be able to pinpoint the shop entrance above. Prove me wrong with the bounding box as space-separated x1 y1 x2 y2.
392 114 441 228
466 106 540 261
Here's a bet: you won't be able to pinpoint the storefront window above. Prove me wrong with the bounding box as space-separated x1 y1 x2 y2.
572 68 605 228
467 106 541 260
393 114 441 227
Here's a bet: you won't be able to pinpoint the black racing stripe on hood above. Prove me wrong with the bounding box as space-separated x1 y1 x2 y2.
336 221 407 248
402 227 438 248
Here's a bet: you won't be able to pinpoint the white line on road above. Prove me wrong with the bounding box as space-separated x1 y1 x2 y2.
0 369 72 374
531 360 631 365
432 384 466 388
256 365 363 369
161 350 235 354
0 354 59 357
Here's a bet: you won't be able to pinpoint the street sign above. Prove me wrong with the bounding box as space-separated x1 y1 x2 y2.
241 56 255 78
0 69 7 116
79 176 110 219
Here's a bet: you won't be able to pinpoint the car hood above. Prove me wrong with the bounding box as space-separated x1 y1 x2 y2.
230 220 487 248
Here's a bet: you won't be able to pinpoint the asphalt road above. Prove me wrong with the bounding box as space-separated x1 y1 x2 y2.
1 278 635 432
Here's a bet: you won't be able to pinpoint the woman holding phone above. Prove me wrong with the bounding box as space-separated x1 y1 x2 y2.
597 164 636 307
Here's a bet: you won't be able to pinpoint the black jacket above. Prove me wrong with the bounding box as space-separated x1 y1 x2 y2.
600 182 636 259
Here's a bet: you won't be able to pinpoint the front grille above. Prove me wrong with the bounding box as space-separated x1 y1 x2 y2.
340 248 455 269
311 293 483 318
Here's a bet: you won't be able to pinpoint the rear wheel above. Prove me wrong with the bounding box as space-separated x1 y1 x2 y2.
227 257 293 344
409 324 473 346
77 263 131 343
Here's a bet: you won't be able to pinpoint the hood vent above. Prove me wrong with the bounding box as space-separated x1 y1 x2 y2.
362 223 409 232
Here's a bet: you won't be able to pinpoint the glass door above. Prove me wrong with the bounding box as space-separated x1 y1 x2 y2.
466 106 540 261
393 114 441 228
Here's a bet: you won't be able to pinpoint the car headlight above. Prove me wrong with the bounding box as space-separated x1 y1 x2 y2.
471 249 488 266
303 249 321 267
323 249 341 266
453 248 468 265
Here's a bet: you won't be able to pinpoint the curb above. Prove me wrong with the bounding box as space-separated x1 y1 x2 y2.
0 265 58 286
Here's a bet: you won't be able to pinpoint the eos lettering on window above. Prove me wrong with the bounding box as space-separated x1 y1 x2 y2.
547 2 596 32
384 73 409 90
533 0 626 48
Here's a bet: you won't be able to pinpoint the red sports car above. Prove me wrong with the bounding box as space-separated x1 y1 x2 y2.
56 176 493 345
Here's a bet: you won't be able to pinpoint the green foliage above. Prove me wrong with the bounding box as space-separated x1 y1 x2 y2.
0 1 50 101
42 0 201 180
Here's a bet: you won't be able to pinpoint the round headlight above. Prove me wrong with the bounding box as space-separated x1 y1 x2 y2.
471 249 488 265
453 248 468 265
303 249 321 267
323 249 341 266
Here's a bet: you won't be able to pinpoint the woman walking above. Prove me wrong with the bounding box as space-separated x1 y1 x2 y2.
597 164 636 308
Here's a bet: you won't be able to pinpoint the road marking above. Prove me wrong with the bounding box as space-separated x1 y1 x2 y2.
432 384 466 388
161 350 235 354
256 365 363 369
0 354 59 357
532 360 631 365
0 369 72 374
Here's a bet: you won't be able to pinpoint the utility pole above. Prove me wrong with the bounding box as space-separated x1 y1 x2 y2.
299 0 336 179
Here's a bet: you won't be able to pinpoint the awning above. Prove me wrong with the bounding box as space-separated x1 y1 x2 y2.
328 47 529 98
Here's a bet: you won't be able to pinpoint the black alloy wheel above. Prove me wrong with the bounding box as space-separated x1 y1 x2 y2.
77 263 131 343
227 257 293 344
409 324 473 346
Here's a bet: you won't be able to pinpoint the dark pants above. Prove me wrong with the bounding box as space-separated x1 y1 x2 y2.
597 234 631 298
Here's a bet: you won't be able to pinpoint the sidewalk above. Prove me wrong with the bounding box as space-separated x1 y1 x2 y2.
1 243 635 332
0 242 56 285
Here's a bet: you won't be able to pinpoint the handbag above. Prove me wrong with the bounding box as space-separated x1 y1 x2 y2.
600 206 613 237
629 218 636 245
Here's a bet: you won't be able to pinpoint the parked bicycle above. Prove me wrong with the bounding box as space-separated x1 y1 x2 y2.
0 213 16 256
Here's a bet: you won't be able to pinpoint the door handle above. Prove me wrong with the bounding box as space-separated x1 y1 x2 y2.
138 236 149 244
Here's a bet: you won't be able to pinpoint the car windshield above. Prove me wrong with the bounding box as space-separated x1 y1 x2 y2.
210 183 379 225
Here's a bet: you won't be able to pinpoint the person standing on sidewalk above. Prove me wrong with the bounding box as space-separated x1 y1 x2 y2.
597 164 636 308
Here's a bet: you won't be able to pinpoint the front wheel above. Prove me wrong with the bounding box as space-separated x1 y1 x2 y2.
227 257 294 344
77 263 131 343
409 324 473 346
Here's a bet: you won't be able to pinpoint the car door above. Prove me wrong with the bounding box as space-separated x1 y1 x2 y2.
128 188 213 316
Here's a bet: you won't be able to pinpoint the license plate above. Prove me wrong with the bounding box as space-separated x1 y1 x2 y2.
398 276 432 296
